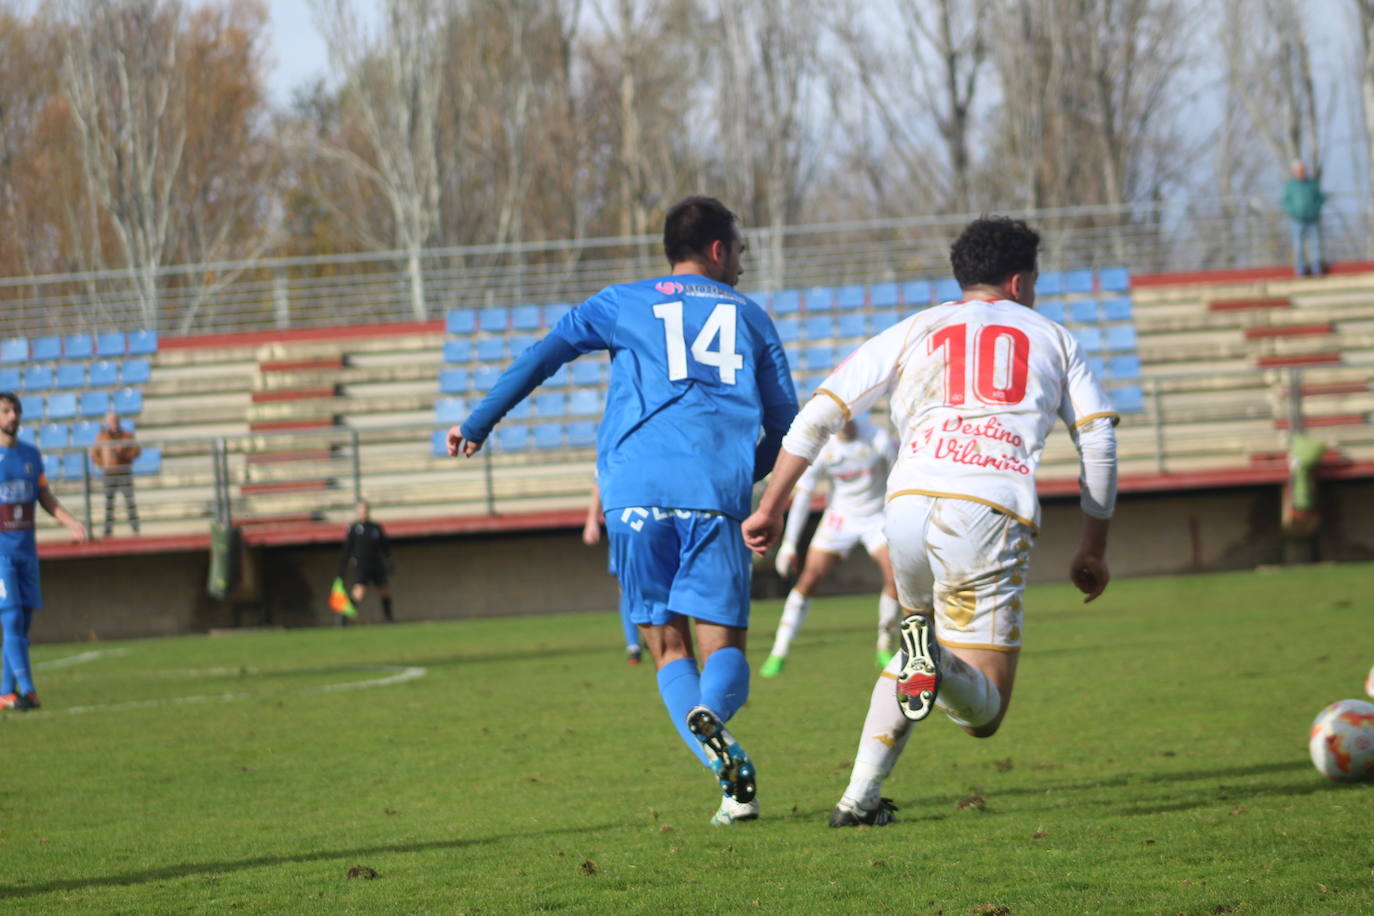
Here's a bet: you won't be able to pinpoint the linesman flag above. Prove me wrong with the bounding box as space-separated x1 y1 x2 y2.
329 578 358 617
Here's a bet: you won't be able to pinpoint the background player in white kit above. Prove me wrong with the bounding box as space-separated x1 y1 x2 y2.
743 216 1119 826
761 417 901 676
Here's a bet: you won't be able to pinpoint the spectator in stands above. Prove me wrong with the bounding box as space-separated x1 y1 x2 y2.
1281 159 1326 276
337 499 394 623
93 409 140 537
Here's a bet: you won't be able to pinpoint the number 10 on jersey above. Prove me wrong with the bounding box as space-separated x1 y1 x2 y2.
653 301 744 385
930 322 1030 406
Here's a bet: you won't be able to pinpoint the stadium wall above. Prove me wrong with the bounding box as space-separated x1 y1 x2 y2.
29 477 1374 644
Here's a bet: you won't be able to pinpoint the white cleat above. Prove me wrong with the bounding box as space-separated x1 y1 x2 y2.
711 793 760 826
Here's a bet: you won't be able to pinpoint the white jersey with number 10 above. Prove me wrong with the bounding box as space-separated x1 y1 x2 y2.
812 298 1118 530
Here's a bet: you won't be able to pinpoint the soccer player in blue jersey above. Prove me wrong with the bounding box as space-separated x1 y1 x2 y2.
447 196 798 825
0 392 88 710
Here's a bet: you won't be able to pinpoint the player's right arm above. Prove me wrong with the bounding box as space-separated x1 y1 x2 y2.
582 480 603 546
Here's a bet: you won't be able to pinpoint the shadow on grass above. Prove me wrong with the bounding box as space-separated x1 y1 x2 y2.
0 821 624 900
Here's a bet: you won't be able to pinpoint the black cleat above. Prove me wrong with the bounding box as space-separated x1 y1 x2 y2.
687 705 757 804
828 797 899 827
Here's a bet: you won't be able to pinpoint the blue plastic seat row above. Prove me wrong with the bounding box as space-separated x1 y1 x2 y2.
31 419 136 449
439 360 603 396
17 388 142 421
445 304 573 336
24 444 157 479
0 330 158 363
0 359 150 392
429 421 597 456
1072 326 1138 354
1036 298 1133 325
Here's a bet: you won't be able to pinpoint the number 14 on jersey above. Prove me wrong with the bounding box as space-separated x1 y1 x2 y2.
653 301 744 385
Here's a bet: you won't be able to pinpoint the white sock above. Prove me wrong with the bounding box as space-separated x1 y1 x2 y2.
769 589 810 658
876 593 900 651
840 656 912 810
935 651 1002 729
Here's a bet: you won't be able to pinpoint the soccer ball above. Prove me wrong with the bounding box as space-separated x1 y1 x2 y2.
1308 699 1374 782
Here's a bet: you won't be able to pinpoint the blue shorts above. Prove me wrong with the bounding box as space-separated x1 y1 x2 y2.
0 553 42 611
605 507 752 629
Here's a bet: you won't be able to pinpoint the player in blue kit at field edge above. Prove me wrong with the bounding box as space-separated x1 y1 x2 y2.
0 392 88 710
447 197 798 825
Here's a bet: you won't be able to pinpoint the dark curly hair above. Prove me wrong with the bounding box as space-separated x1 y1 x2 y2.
949 217 1040 289
663 196 738 266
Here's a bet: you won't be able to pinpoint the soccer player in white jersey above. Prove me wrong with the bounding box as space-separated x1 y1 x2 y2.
743 216 1119 827
761 417 901 677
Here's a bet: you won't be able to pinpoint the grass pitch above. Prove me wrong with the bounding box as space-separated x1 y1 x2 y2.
2 563 1372 914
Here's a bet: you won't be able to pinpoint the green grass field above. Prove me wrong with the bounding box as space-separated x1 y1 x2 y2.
2 564 1372 914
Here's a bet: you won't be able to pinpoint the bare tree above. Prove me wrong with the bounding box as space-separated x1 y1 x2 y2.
60 0 187 329
311 0 448 319
1229 0 1324 172
1351 0 1374 254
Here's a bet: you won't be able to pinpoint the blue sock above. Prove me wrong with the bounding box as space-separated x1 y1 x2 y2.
1 607 34 695
699 646 750 722
656 657 710 766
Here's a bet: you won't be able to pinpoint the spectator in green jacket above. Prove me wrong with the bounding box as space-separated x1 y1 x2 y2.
1280 160 1326 276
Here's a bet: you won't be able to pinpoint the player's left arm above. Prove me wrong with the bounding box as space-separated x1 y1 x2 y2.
37 479 87 541
1059 335 1120 602
751 318 800 482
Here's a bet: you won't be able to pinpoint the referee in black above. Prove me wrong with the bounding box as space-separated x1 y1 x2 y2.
337 500 395 623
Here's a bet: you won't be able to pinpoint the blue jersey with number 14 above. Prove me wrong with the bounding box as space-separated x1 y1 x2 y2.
551 275 796 521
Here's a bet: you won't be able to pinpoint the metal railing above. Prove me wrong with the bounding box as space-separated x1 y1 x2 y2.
36 364 1369 543
3 193 1368 339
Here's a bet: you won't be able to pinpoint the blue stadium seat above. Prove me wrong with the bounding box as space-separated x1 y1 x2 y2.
770 289 801 314
88 361 119 387
474 367 501 392
1037 300 1065 323
55 364 85 389
72 420 100 447
901 280 931 307
571 361 602 386
17 425 35 444
0 338 26 363
39 423 69 449
506 399 532 420
430 429 449 456
127 329 158 355
439 369 468 394
1087 356 1106 378
443 339 472 363
934 278 961 302
62 451 87 480
476 337 505 362
805 345 835 371
1112 385 1145 413
496 425 529 451
121 359 151 385
533 423 563 449
64 334 94 359
547 365 569 387
1064 269 1094 293
872 308 901 331
446 309 477 334
783 346 802 370
478 307 509 332
837 313 868 338
1098 266 1130 292
0 368 19 390
871 282 900 308
97 331 126 357
46 392 76 419
434 397 466 425
568 421 597 448
1038 271 1063 295
803 315 833 339
534 392 567 417
80 390 110 418
1105 325 1137 351
836 285 865 310
1101 298 1133 322
543 303 573 326
809 371 832 390
570 388 601 415
1073 327 1103 353
804 287 834 311
1069 299 1099 324
508 334 536 356
775 318 801 342
132 447 161 475
1107 355 1141 380
19 395 43 419
511 305 541 331
23 366 53 391
32 337 61 361
112 387 141 415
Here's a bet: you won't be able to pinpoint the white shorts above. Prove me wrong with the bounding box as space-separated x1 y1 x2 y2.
809 507 888 558
884 494 1034 652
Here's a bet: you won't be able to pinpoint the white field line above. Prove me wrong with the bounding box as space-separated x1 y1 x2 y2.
42 664 428 715
35 648 134 669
